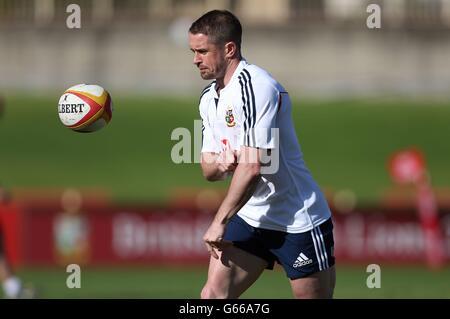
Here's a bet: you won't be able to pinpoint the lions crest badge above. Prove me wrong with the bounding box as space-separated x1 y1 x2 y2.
225 106 236 127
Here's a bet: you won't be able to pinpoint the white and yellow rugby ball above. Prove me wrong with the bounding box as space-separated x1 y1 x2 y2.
58 84 113 132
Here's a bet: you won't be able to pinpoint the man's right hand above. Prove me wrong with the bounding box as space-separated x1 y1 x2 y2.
215 142 238 174
200 141 238 181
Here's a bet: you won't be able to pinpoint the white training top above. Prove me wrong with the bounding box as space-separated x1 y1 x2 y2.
199 59 331 233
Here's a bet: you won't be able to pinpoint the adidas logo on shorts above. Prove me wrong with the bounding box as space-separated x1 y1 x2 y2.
293 252 313 268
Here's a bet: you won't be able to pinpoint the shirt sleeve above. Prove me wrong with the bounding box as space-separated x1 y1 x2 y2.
199 100 220 153
238 74 279 149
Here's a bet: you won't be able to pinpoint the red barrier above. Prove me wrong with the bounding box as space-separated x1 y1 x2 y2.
333 212 450 264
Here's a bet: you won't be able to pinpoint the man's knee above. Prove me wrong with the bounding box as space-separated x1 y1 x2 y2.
292 285 333 299
200 283 229 299
200 285 213 299
291 266 335 299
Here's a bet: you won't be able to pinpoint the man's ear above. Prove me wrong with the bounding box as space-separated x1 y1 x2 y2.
224 41 237 59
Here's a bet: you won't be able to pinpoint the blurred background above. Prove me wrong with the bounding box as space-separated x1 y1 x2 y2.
0 0 449 298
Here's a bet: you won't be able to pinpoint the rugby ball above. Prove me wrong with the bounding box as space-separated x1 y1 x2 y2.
58 84 113 132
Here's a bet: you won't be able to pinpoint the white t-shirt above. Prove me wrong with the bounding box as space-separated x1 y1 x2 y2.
199 59 331 233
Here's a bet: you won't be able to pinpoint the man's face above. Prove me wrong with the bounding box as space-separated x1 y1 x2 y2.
189 32 226 80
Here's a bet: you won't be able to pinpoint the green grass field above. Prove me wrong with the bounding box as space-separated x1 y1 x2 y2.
1 95 450 204
5 264 450 298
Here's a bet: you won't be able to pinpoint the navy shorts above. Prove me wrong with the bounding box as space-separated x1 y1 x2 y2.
223 215 335 280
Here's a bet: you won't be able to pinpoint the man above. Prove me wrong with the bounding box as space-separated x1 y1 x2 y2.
189 10 335 299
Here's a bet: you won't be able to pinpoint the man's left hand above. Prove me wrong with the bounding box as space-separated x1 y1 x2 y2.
203 222 233 259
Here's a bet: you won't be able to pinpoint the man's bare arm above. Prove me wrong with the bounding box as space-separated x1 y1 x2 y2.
212 146 261 225
203 146 263 258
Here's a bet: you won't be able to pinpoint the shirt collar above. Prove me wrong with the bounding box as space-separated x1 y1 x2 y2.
214 59 249 96
227 58 248 89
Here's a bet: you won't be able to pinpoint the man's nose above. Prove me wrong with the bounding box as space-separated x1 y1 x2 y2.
193 52 202 65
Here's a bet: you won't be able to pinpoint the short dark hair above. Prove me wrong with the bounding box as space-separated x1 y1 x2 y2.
189 10 242 51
